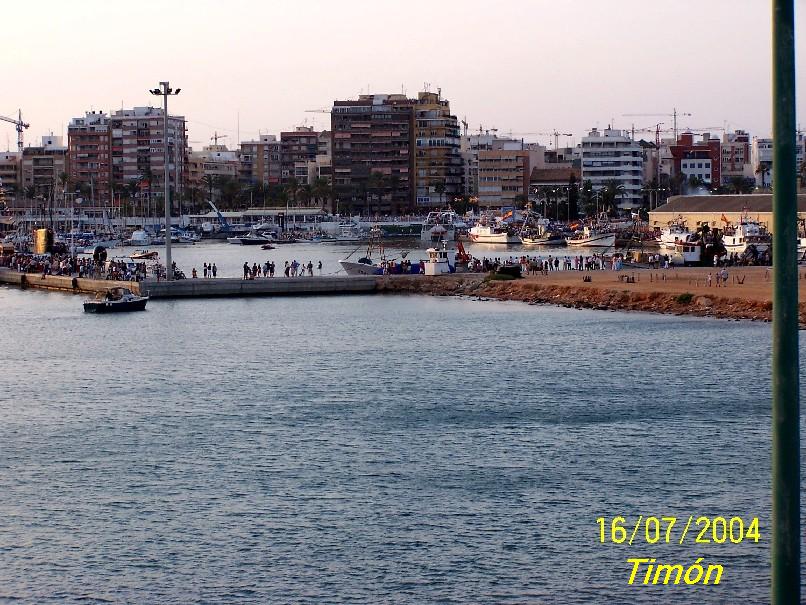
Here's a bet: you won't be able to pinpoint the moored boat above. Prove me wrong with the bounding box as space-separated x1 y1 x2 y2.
566 226 616 248
468 222 520 244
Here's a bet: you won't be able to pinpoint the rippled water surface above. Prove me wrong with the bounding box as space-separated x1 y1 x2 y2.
0 286 803 603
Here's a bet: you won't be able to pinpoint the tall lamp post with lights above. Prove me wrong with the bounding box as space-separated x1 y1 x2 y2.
150 82 180 279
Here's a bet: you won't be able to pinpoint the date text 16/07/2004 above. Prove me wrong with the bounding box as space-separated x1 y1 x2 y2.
596 516 760 546
628 557 723 586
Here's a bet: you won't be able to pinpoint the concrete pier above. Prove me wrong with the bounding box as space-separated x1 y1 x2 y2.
139 275 377 298
0 268 138 295
0 269 377 298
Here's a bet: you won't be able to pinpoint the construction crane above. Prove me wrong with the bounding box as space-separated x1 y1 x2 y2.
622 108 691 140
500 129 573 149
305 108 332 113
210 132 227 146
461 117 469 137
0 110 29 152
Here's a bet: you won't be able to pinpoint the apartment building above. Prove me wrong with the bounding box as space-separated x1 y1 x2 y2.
669 132 721 186
109 106 186 199
21 135 68 198
0 152 20 202
67 111 111 202
477 149 541 208
413 91 462 206
280 127 319 183
580 127 644 209
720 130 753 185
239 134 281 186
331 93 416 214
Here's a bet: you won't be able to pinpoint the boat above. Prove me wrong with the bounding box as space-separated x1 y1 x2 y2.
83 287 149 313
669 240 702 266
721 216 771 255
227 231 273 245
339 226 395 275
657 221 693 250
521 232 566 246
420 211 460 242
130 250 159 260
123 229 152 247
422 241 456 275
566 226 616 248
467 216 520 244
261 243 276 250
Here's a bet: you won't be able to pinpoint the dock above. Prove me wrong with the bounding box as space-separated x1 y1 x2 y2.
0 269 377 298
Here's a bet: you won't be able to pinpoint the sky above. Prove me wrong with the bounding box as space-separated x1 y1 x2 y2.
3 0 805 151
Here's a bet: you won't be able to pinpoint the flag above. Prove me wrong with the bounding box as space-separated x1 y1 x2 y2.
720 213 729 223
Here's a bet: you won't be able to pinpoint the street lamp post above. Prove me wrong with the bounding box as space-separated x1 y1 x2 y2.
150 82 181 280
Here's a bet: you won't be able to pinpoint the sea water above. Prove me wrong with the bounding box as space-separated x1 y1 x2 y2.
0 286 802 603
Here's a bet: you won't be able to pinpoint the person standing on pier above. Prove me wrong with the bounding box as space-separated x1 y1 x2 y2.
307 261 313 276
212 263 217 278
243 262 249 279
203 263 208 278
317 260 322 274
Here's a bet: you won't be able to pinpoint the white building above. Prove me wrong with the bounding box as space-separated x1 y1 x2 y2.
581 127 644 209
751 137 773 188
679 157 713 184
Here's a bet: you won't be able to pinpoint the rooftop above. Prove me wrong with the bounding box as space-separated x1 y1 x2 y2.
655 194 806 213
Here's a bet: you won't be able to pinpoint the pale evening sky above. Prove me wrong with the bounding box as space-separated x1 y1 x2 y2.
3 0 804 151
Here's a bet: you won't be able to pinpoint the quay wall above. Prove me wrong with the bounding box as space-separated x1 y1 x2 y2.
139 275 377 298
0 268 139 295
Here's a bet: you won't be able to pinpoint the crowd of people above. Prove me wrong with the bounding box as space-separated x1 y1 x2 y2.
0 252 151 281
471 253 625 274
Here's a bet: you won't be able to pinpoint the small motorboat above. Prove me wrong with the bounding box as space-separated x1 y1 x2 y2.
83 287 149 313
130 250 159 260
261 243 276 250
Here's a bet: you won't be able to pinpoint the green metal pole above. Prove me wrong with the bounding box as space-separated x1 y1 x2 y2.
771 0 800 602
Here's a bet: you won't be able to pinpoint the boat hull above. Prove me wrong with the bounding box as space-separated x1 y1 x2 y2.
338 260 383 276
566 233 616 248
468 233 521 244
83 298 148 313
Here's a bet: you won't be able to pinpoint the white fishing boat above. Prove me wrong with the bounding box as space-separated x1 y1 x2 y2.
123 229 152 247
422 241 456 275
339 226 394 275
566 226 616 248
468 219 520 244
657 222 693 250
421 211 459 242
670 240 702 266
722 217 770 255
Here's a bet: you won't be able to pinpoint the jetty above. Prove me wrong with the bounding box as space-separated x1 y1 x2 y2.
0 269 377 298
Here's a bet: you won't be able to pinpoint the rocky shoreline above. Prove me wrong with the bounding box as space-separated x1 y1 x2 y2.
376 272 806 326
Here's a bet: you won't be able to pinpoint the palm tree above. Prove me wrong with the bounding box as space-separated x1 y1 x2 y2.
201 174 216 205
756 162 771 189
284 177 300 207
366 171 386 216
218 177 241 209
602 179 625 215
297 184 311 207
580 180 595 216
311 177 331 211
434 181 446 207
